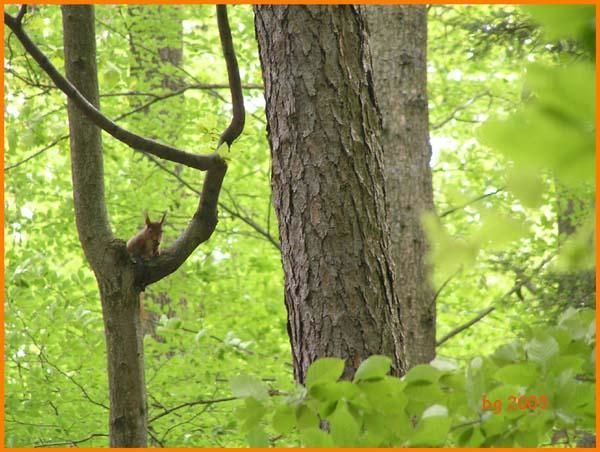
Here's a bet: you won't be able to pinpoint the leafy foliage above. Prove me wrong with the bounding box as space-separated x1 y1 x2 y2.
234 308 595 447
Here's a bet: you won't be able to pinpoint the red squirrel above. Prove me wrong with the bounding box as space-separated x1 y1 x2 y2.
127 212 166 260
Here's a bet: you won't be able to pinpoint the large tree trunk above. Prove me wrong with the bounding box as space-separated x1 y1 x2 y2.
254 5 405 383
62 6 147 446
365 6 436 367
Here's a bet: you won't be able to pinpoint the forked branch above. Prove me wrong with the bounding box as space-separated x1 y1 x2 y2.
5 5 246 287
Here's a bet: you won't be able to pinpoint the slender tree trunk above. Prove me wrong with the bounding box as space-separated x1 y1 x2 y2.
254 5 405 383
365 6 436 367
62 6 147 446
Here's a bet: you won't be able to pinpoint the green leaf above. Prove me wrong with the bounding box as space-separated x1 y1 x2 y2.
515 429 539 447
491 341 525 365
246 428 269 447
358 377 407 414
310 381 359 403
523 5 595 42
305 357 345 389
166 318 182 329
409 405 451 447
353 355 391 382
525 333 559 366
230 375 269 402
329 400 360 447
404 364 442 384
8 128 18 153
296 404 319 430
272 404 296 434
235 397 266 431
494 363 538 386
405 381 444 403
457 426 485 447
300 427 334 447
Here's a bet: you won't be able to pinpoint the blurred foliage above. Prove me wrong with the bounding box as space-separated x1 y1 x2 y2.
234 307 595 447
4 4 595 447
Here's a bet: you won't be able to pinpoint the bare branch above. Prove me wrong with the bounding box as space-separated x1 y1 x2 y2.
149 396 237 424
436 254 555 346
216 5 245 149
15 4 27 23
4 134 69 171
34 433 109 448
432 267 461 304
439 187 505 218
431 90 491 130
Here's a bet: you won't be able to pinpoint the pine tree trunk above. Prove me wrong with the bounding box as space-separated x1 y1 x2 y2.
365 6 436 367
254 5 405 383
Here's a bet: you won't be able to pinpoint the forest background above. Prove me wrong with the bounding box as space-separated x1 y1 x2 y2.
4 3 596 448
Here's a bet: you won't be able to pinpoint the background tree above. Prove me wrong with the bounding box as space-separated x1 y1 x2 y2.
5 4 242 446
365 5 436 367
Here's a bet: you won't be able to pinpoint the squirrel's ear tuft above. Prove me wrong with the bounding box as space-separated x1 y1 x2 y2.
145 212 151 225
160 212 167 225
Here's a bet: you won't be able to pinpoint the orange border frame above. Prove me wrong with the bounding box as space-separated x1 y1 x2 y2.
1 1 598 451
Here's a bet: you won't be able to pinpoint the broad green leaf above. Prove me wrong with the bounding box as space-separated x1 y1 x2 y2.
525 333 559 366
230 375 269 402
523 5 595 42
494 363 538 386
300 427 334 447
235 397 266 431
358 378 407 414
310 381 359 403
296 404 319 430
353 355 391 382
246 428 269 447
409 408 451 447
404 364 442 384
457 426 485 447
272 403 296 434
305 357 345 389
329 400 360 447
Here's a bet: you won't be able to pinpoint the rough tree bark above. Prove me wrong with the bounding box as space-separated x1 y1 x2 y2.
254 5 405 383
5 4 243 446
365 6 436 367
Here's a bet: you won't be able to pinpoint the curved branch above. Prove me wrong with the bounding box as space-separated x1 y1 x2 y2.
5 9 219 171
6 6 245 289
144 154 281 250
216 5 245 148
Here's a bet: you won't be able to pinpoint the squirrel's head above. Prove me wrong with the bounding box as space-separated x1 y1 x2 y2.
145 212 166 242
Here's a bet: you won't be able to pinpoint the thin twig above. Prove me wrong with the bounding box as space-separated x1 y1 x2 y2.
149 396 237 423
34 433 108 448
439 187 505 218
5 134 69 171
436 254 555 346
